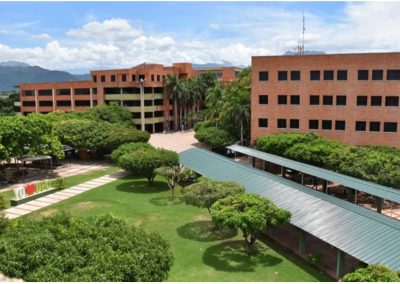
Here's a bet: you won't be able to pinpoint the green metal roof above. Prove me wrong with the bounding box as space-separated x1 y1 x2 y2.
179 148 400 270
227 144 400 204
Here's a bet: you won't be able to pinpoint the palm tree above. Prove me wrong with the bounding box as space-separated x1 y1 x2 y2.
165 74 184 130
205 82 224 126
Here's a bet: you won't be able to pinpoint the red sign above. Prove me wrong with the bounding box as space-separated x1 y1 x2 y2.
24 183 36 196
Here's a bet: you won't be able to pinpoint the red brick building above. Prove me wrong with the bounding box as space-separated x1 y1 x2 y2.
251 52 400 147
19 63 239 132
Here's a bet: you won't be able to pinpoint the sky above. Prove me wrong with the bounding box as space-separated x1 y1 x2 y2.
0 1 399 73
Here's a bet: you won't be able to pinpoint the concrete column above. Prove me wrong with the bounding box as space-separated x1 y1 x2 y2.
301 173 305 185
152 123 155 133
252 157 256 167
90 88 93 108
70 88 74 111
336 249 345 279
299 229 307 255
375 197 383 214
34 89 38 112
52 88 56 111
323 180 328 194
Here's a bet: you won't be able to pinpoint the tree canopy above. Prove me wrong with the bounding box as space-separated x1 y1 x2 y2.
342 264 400 282
194 126 236 151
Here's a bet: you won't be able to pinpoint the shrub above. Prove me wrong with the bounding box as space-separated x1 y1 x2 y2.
194 120 214 132
195 126 236 150
342 264 400 282
51 177 66 190
111 142 154 162
104 125 150 152
178 167 200 186
0 212 173 281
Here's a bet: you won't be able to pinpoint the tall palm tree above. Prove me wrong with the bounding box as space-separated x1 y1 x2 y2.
205 82 224 126
165 74 183 130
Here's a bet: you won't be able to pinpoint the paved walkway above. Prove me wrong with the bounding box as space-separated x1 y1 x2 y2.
3 170 126 219
149 130 207 153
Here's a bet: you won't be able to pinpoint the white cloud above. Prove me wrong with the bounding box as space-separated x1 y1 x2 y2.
31 33 51 41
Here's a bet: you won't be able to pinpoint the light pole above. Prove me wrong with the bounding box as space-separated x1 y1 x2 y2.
139 78 145 131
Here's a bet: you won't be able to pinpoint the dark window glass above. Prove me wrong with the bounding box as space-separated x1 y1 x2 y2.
259 71 268 81
290 119 299 129
101 75 106 82
111 75 116 82
336 96 347 106
337 70 347 81
387 70 400 80
310 70 320 80
309 120 319 129
56 89 70 95
121 74 127 82
384 122 397 132
335 120 346 130
22 101 36 107
93 75 97 83
310 95 320 105
139 75 145 81
324 70 334 80
154 111 164 117
75 100 91 107
278 95 287 105
372 70 383 80
290 95 300 105
38 101 53 107
291 71 300 81
23 90 35 96
322 120 332 130
92 88 97 95
169 110 174 115
358 70 369 80
154 99 163 106
132 112 141 119
259 95 268 104
122 100 140 107
132 74 136 81
74 88 90 95
323 95 333 105
371 96 382 106
278 71 287 81
369 121 380 132
357 96 368 106
154 87 163 93
144 87 153 94
56 100 71 107
277 119 287 128
157 75 160 82
38 89 52 96
385 96 399 106
151 74 155 81
104 88 121 94
355 121 366 131
258 118 268 128
144 112 153 118
144 100 153 106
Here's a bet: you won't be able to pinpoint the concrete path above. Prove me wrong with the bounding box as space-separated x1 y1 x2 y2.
149 130 208 153
3 170 126 219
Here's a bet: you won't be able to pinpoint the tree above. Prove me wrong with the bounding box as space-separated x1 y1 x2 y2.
155 166 184 198
0 92 19 116
103 124 150 152
0 194 9 235
194 126 236 151
165 74 184 130
182 178 245 214
88 103 133 123
342 264 400 282
111 142 155 162
211 193 291 254
0 212 173 281
117 146 179 185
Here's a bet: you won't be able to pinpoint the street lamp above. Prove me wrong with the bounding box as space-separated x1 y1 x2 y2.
139 78 145 131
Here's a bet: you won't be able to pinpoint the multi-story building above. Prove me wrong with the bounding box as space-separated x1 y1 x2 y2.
251 52 400 147
19 62 240 132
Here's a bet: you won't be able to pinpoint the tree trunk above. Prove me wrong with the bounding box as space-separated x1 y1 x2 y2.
244 232 257 255
207 207 211 215
180 105 183 131
174 98 178 131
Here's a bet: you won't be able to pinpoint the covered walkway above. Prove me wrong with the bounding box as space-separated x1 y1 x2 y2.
179 148 400 279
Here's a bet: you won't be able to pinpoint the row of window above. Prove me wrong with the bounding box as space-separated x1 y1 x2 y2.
259 69 400 82
257 118 398 132
131 111 164 119
23 88 94 97
22 100 95 107
258 95 400 107
103 87 163 95
93 74 166 83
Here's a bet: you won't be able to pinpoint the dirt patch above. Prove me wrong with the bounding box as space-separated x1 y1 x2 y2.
192 214 210 222
40 208 58 218
70 201 105 211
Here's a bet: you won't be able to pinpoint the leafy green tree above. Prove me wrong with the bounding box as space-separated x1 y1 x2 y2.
182 178 245 214
111 142 155 162
88 103 133 123
211 193 291 254
0 93 19 116
0 212 173 281
342 264 400 282
194 126 236 151
0 194 9 235
155 166 184 198
103 124 150 152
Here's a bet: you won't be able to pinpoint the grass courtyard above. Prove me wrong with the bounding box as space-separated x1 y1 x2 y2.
28 175 331 282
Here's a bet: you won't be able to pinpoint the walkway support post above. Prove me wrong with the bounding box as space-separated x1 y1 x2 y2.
336 249 345 279
375 197 383 214
301 173 304 185
252 157 256 167
299 229 307 255
323 180 328 194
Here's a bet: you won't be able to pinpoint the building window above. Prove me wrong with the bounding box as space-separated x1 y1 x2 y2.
154 99 163 106
335 120 346 130
278 95 287 105
259 95 268 104
121 74 127 82
132 74 136 81
38 89 52 96
22 101 36 107
309 95 319 105
357 96 368 106
355 121 366 131
145 112 153 118
75 100 91 107
74 88 90 95
337 70 347 81
369 121 380 132
23 90 35 96
154 111 164 117
291 71 300 81
92 88 97 95
157 75 160 82
278 71 287 81
358 70 369 80
56 89 70 95
310 70 320 81
309 120 319 129
387 70 400 80
38 101 53 107
323 95 333 105
290 119 299 129
101 75 106 82
259 71 268 81
258 118 268 128
290 95 300 105
111 75 116 82
56 100 71 107
277 119 287 128
385 96 399 106
139 74 145 81
323 70 334 80
93 75 97 83
384 122 397 132
144 100 153 106
371 96 382 106
336 96 347 106
322 120 332 130
151 74 155 81
372 70 383 80
132 112 141 119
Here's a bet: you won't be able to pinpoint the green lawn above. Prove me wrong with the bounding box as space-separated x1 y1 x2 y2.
28 175 332 282
1 166 120 209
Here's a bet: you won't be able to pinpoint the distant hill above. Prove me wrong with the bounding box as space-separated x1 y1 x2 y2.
283 50 326 55
0 61 90 92
193 61 246 69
